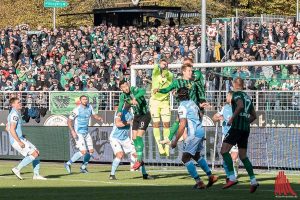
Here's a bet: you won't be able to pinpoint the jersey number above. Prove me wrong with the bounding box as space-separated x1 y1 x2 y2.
244 98 252 113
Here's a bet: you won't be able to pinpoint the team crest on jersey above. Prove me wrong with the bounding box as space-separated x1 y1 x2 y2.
13 116 19 121
187 84 192 89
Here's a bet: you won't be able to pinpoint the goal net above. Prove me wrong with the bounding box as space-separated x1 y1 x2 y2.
131 60 300 172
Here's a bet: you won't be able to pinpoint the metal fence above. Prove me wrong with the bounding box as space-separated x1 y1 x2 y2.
0 90 299 112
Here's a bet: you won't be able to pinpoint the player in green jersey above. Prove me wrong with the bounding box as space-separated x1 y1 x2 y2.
221 77 259 193
154 64 209 143
150 59 174 156
117 80 151 170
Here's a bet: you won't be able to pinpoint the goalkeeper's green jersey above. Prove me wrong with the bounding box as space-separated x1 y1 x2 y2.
151 64 174 101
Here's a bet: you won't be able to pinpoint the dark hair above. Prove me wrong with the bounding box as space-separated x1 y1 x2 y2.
9 97 19 105
160 58 167 63
177 87 189 101
119 80 128 86
183 57 193 63
80 95 88 100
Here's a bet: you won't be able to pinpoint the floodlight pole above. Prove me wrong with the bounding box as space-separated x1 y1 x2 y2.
200 0 206 63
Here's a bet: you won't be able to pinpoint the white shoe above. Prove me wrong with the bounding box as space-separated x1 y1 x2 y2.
12 168 23 180
33 175 47 180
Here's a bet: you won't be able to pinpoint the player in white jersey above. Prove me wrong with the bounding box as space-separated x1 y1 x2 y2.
212 91 239 182
7 97 46 180
64 95 103 174
109 104 153 180
171 87 218 189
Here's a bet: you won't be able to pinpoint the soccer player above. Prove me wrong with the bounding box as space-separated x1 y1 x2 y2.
109 103 153 180
65 95 103 174
150 59 173 156
8 97 46 180
117 80 151 170
221 77 259 193
170 87 218 189
212 91 239 181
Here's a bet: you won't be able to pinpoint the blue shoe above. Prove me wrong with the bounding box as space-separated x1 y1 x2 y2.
64 163 71 174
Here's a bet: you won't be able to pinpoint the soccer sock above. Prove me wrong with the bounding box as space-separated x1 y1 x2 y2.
197 157 212 177
241 157 255 181
233 159 239 177
16 155 35 171
67 151 83 165
223 160 230 178
153 128 165 154
222 152 235 180
141 165 147 175
163 128 170 156
32 159 40 176
111 158 121 176
168 121 179 141
82 153 91 168
185 160 201 183
136 136 144 161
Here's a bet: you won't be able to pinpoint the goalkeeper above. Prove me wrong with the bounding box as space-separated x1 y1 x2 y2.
150 59 174 156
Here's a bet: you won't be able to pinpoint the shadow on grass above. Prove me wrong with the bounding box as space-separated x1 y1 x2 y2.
0 184 283 200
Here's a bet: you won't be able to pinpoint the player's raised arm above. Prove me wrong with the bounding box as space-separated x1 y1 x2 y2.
158 80 177 94
117 93 126 114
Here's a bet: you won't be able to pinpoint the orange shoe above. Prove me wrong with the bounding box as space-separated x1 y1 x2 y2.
207 175 218 188
193 181 206 189
222 180 238 189
132 161 144 170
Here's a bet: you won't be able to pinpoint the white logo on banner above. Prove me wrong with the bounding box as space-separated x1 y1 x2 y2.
44 115 68 126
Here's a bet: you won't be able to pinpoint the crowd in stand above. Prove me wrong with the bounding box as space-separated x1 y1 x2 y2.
0 19 299 94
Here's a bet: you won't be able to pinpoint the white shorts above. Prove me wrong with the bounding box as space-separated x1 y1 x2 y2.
11 138 37 157
110 137 135 155
75 133 94 152
222 134 238 153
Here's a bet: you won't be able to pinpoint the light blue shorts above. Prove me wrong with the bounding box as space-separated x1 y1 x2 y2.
183 136 204 156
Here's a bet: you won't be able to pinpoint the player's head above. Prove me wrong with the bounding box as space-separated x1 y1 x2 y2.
183 57 193 66
10 97 22 110
226 91 233 104
181 64 193 80
119 80 130 94
159 59 168 70
233 77 244 91
177 87 190 101
80 95 89 106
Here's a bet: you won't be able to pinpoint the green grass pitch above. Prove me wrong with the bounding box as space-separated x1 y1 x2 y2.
0 161 299 200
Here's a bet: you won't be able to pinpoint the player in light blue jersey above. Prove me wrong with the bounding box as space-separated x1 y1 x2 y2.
65 95 103 174
213 91 239 182
171 87 218 189
7 97 46 180
109 103 153 180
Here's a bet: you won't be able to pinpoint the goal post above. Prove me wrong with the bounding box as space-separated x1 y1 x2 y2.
131 59 300 172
